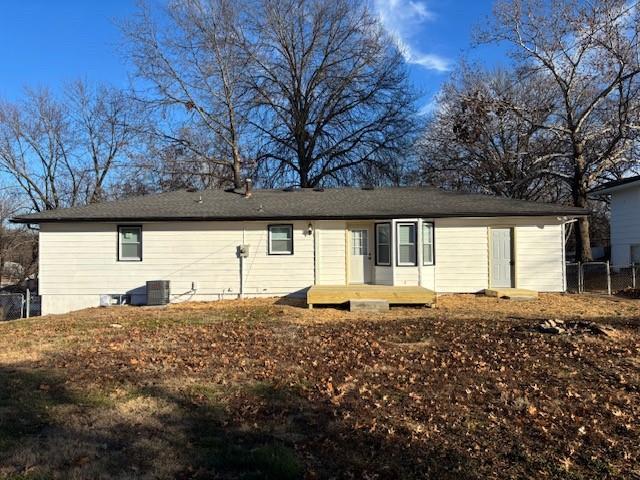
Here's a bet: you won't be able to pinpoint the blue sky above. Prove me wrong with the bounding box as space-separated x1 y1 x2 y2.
0 0 506 112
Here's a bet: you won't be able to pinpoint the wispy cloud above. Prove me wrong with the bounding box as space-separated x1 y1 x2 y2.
373 0 451 72
417 91 445 116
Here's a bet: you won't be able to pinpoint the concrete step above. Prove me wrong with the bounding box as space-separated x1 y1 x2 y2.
484 288 538 300
349 299 390 312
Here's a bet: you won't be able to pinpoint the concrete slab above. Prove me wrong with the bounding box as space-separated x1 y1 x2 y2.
349 299 390 312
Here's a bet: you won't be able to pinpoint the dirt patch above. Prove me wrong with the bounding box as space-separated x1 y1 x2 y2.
0 294 638 479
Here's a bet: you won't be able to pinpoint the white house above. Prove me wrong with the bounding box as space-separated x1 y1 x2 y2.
591 175 640 266
12 185 587 315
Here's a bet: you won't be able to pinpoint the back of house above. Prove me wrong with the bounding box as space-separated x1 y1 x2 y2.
12 185 587 315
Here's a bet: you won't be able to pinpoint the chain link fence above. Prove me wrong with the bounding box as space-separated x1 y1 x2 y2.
0 293 24 320
566 262 638 294
0 291 41 321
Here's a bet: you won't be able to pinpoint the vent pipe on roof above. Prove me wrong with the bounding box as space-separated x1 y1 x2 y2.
244 178 252 198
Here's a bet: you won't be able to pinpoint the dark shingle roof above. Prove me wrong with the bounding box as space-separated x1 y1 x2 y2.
11 187 589 224
589 175 640 194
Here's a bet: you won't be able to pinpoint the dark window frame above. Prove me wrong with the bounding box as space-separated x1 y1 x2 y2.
268 224 294 255
117 225 143 262
374 222 392 266
396 221 418 267
422 221 435 266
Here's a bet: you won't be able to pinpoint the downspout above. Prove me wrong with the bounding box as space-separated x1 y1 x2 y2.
239 179 252 299
239 223 245 299
312 221 317 285
417 219 423 287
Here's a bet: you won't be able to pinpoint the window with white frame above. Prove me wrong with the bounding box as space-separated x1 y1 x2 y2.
375 223 391 265
268 224 293 254
397 222 417 266
118 226 142 261
351 229 368 255
422 221 434 265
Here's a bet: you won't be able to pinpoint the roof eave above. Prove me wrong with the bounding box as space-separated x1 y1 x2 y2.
590 183 639 195
10 210 590 224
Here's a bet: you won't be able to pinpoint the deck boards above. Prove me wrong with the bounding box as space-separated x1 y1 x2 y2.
484 288 538 299
307 285 436 307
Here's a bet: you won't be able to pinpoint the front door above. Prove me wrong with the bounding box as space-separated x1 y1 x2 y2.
349 226 373 284
491 228 514 288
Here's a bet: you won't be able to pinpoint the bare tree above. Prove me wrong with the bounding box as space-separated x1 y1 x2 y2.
0 84 138 212
0 191 21 286
0 89 75 211
479 0 640 260
0 189 37 287
247 0 418 187
123 0 250 189
67 80 140 203
419 66 564 201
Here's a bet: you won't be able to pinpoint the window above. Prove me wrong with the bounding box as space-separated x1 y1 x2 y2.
351 229 368 255
118 226 142 261
422 221 434 265
268 224 293 255
375 223 391 265
397 222 417 266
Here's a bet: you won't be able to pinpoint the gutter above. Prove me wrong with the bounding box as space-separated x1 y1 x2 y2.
11 211 590 225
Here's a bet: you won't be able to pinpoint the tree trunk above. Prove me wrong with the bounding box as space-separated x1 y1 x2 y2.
299 158 311 188
572 146 593 262
232 146 243 189
575 216 592 262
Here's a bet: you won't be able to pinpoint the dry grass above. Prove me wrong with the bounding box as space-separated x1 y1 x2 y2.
0 293 638 479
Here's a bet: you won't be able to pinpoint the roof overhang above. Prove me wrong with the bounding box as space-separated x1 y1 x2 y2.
590 177 640 195
11 211 589 224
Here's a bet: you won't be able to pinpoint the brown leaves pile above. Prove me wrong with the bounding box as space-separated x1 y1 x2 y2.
0 293 638 479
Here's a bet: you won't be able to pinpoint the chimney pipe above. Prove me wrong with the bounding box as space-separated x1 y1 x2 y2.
244 178 252 198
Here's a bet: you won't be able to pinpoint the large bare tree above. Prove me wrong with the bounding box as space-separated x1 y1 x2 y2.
419 67 564 201
123 0 250 189
246 0 418 187
0 84 138 212
0 89 75 211
67 80 140 203
479 0 640 260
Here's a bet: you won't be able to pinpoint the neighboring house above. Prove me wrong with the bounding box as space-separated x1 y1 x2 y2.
12 185 587 315
591 175 640 266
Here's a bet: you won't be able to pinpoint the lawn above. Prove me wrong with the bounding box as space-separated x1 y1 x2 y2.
0 294 638 479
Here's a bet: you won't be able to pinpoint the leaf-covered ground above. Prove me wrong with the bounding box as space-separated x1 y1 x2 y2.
0 294 638 479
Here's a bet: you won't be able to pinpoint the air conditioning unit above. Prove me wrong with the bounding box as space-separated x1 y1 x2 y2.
146 280 170 306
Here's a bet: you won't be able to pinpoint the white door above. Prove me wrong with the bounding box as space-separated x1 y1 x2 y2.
349 227 372 284
491 228 514 288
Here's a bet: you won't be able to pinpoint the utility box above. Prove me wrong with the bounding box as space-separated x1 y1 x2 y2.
146 280 170 306
237 244 250 258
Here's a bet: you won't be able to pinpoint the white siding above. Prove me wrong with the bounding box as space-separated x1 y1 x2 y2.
38 215 568 314
515 224 564 291
393 266 419 286
435 219 489 293
434 217 565 293
610 186 640 265
40 221 316 314
316 221 347 285
242 222 314 294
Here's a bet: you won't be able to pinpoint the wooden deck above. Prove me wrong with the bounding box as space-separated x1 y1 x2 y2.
307 285 436 308
484 288 538 299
